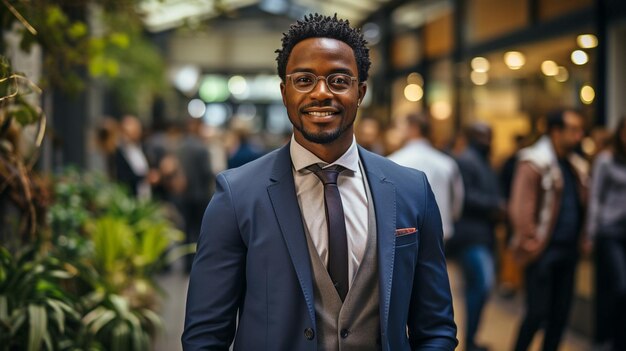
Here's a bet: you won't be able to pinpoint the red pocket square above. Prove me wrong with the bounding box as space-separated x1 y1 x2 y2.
395 227 416 236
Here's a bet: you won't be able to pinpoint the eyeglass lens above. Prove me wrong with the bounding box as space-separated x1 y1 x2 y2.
290 73 354 94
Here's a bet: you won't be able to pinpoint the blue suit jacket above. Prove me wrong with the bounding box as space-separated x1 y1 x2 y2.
182 144 457 351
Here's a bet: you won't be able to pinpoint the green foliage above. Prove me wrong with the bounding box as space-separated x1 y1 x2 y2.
1 1 167 106
82 292 162 351
0 247 92 351
0 169 187 349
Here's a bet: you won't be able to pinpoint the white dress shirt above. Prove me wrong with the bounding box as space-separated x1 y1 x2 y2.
388 139 464 240
290 135 369 286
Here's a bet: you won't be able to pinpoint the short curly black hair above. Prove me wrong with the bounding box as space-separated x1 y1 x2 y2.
275 13 371 83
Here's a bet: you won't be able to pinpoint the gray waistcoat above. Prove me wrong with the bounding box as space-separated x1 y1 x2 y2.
303 173 380 351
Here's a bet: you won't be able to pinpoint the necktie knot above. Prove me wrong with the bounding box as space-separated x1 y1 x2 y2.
307 164 345 185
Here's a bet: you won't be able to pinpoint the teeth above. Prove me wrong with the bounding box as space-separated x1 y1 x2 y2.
308 111 334 117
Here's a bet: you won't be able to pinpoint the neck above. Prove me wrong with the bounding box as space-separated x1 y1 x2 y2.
550 136 567 159
294 134 353 164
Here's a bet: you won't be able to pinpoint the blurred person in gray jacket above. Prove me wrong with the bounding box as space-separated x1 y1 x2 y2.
450 122 504 351
588 116 626 351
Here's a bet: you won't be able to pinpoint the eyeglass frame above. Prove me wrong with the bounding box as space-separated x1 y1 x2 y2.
285 72 359 94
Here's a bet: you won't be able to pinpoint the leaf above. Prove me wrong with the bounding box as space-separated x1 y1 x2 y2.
140 308 163 332
45 299 66 333
10 309 26 334
112 322 130 351
68 22 88 39
27 304 46 351
84 308 115 335
0 296 8 321
109 32 130 49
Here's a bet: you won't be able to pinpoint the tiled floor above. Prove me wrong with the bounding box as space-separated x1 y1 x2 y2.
154 260 591 351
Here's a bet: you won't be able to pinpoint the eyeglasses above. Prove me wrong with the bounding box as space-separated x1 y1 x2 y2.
286 72 358 94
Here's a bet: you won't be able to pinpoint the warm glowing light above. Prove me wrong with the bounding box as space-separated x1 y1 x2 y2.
580 85 595 104
430 101 451 120
407 72 423 86
404 84 424 102
187 99 206 118
471 57 490 73
504 51 525 70
581 137 596 156
470 71 489 85
555 66 569 82
541 60 558 76
577 34 598 49
228 76 248 96
571 50 589 65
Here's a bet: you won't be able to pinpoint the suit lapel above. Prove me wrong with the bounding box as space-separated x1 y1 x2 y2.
266 144 317 329
359 147 396 338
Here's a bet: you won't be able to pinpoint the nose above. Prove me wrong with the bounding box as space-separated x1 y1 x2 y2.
309 77 333 100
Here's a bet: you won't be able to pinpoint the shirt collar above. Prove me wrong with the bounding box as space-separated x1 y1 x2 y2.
290 134 360 173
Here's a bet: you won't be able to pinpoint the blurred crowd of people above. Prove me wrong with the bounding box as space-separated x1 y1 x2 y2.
362 109 625 351
95 108 625 351
95 114 269 272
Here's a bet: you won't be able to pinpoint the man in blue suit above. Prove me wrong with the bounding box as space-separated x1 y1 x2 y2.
182 13 457 351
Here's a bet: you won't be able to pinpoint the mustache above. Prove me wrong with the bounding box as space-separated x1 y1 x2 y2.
300 101 337 111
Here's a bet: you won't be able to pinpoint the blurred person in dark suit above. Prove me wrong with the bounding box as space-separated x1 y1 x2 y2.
450 122 504 351
178 117 215 273
114 115 152 199
226 117 265 169
509 109 589 351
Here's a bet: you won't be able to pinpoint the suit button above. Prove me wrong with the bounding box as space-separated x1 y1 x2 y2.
304 328 315 340
340 329 349 338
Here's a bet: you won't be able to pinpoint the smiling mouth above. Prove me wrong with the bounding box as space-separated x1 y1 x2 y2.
306 111 336 117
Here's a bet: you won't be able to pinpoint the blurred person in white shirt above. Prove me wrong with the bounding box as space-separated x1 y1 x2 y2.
388 112 464 241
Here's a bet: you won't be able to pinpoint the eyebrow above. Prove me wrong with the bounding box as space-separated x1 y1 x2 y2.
288 67 355 75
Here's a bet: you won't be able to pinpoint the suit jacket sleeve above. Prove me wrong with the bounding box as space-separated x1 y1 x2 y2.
182 173 246 350
408 175 458 350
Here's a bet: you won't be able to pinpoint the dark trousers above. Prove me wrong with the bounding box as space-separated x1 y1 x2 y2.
460 245 494 349
595 236 626 351
513 246 578 351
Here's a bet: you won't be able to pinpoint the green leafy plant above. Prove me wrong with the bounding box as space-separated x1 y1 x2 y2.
0 246 93 351
82 292 162 351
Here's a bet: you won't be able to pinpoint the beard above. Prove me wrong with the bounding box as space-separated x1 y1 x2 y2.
293 116 354 144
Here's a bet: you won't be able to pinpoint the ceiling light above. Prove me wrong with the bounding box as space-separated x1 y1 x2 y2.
430 101 451 120
555 66 569 82
404 84 423 102
541 60 558 76
471 57 490 72
504 51 525 70
407 72 423 86
187 99 206 118
580 85 595 104
470 71 489 85
577 34 598 49
571 50 589 65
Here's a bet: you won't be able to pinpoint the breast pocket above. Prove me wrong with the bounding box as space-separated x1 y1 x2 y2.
395 228 418 248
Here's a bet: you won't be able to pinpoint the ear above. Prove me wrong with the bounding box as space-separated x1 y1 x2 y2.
280 81 287 106
357 82 367 107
